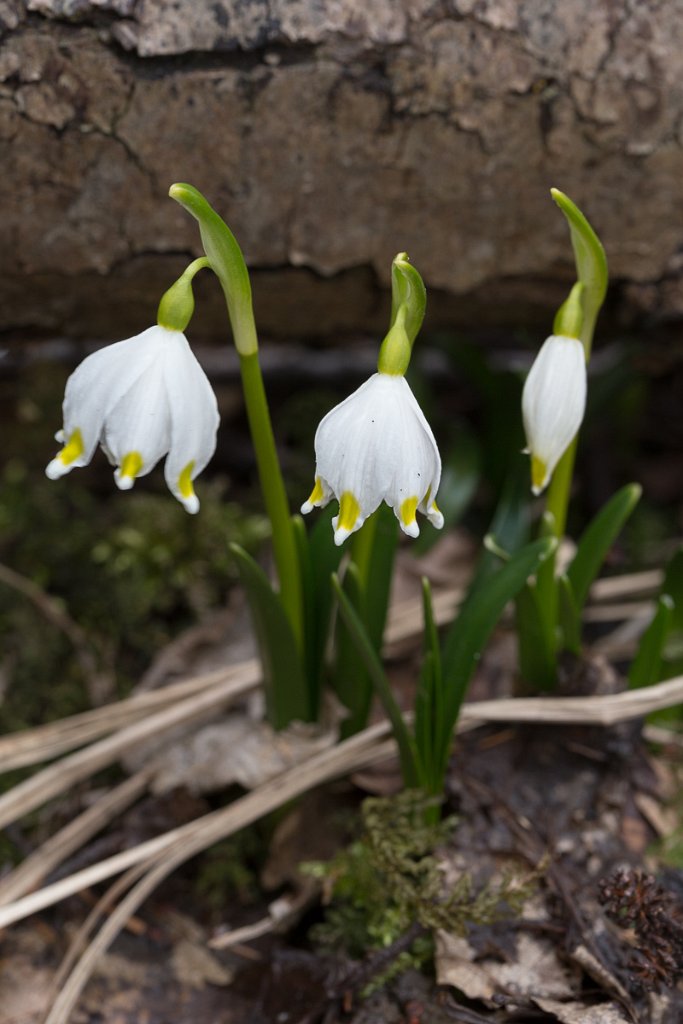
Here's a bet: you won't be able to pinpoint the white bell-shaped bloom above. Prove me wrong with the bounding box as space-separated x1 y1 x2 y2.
301 372 443 546
46 325 219 513
522 334 587 495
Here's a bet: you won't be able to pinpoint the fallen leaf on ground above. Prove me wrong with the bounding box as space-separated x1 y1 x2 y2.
137 695 342 794
436 925 576 1003
533 996 631 1023
170 938 233 989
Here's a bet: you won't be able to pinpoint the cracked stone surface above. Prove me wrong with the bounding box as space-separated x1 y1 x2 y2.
2 0 683 341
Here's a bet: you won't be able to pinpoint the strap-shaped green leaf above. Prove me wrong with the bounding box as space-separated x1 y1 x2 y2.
331 562 375 738
628 595 674 689
332 506 398 737
551 188 608 355
414 578 444 793
515 582 558 690
332 574 418 785
662 546 683 634
558 574 581 655
566 483 641 612
441 537 556 742
467 461 530 597
352 503 398 651
230 543 310 729
294 509 344 713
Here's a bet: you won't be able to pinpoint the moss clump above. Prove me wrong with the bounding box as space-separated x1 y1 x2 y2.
0 459 268 733
305 790 534 991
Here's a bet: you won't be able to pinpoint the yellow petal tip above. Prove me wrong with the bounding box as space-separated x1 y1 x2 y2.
399 496 419 537
177 461 199 513
531 455 548 494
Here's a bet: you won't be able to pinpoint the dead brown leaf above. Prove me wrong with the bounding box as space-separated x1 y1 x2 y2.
533 996 631 1023
435 922 576 1004
170 938 233 989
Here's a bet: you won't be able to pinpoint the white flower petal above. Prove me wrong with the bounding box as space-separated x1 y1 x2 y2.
102 368 171 490
522 334 587 495
303 372 442 543
46 324 220 512
46 326 167 479
161 331 220 513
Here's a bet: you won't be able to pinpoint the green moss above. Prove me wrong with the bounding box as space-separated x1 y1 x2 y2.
195 829 267 911
0 458 268 734
304 791 535 992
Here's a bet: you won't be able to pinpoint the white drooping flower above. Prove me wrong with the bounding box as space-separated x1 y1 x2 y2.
46 325 219 513
522 333 587 495
301 372 443 546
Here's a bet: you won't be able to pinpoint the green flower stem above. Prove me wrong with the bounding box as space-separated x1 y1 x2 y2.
544 436 578 542
550 188 607 359
351 509 377 586
239 352 304 649
534 435 578 663
181 256 212 279
168 184 304 649
157 257 210 332
169 184 257 355
534 190 607 674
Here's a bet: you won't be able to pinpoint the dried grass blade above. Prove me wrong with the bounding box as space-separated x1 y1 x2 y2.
0 770 151 906
589 569 662 601
0 661 259 772
459 674 683 726
0 722 394 932
0 671 255 831
42 727 397 1024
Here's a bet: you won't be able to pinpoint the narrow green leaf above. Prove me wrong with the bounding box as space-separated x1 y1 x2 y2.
331 508 398 737
296 508 344 702
332 562 375 738
467 461 530 596
558 574 581 655
414 578 444 793
441 537 556 756
566 483 642 612
483 534 511 562
662 546 683 634
332 574 418 786
390 252 426 346
628 595 675 689
230 543 310 729
353 504 398 651
550 188 608 354
515 582 557 690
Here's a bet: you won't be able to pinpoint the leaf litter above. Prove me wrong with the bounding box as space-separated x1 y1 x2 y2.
2 582 683 1023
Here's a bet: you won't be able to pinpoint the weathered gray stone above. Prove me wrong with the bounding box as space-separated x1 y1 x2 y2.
2 1 683 342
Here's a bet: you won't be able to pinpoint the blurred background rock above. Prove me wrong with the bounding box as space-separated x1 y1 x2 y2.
1 0 683 342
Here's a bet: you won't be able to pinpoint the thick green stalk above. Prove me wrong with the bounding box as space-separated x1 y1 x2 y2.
350 509 378 586
239 353 304 649
168 184 304 648
534 436 578 670
531 191 607 679
169 184 257 356
544 436 578 542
